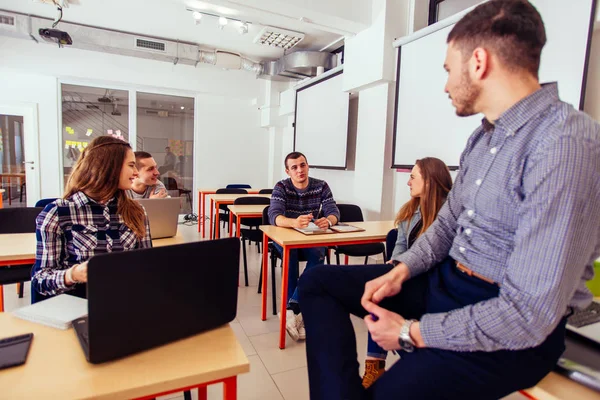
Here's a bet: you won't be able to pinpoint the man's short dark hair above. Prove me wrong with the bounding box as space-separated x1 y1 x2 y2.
134 151 153 168
284 152 307 169
447 0 546 78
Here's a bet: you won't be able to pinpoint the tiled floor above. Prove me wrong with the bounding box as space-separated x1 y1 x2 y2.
3 223 527 400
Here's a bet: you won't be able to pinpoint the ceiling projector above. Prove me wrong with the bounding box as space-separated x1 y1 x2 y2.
39 28 73 45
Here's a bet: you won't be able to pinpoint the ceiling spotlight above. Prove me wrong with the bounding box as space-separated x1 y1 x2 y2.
219 16 228 29
238 22 249 35
180 106 185 110
192 11 202 22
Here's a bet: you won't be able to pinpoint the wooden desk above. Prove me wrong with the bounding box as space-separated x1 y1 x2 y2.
0 173 26 206
521 372 600 399
227 204 269 238
0 188 5 208
260 220 395 349
197 188 261 237
209 194 271 240
0 313 249 400
0 233 36 312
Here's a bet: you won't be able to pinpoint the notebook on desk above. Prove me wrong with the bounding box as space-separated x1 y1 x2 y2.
293 222 365 235
72 238 240 364
135 197 180 239
12 294 88 330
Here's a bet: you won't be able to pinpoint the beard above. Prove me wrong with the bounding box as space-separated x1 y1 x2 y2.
452 67 481 117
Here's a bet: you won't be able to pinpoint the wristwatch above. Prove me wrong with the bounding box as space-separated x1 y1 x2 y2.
398 319 416 352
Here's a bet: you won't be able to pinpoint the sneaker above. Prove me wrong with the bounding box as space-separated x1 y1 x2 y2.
296 313 306 340
279 310 300 341
362 359 385 389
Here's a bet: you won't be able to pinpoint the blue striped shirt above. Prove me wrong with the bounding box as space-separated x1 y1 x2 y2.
31 191 152 296
268 177 340 226
398 83 600 352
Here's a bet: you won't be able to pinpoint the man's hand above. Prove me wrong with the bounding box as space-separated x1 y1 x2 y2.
313 217 330 229
150 189 168 199
293 214 313 229
363 302 405 351
361 263 410 306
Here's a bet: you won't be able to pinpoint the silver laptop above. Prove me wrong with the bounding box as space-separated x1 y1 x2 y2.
135 198 180 239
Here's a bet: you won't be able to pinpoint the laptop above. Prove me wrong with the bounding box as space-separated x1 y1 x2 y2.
135 197 180 239
72 238 240 364
557 300 600 392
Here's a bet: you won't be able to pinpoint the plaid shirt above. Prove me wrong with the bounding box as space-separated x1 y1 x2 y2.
31 191 152 296
398 83 600 352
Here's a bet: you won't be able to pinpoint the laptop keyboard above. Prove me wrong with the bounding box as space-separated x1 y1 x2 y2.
568 302 600 328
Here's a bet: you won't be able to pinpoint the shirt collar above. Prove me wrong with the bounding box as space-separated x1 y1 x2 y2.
71 191 116 207
483 82 559 136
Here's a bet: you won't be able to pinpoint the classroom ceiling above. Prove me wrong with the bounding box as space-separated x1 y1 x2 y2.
1 0 372 61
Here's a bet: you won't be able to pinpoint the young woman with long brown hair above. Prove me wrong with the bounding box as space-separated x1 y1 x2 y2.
31 136 151 302
362 157 452 388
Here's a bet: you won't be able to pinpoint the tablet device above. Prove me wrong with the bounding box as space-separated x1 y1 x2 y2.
0 333 33 370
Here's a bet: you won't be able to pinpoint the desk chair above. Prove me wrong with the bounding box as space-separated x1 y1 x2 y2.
226 184 251 189
35 198 58 208
258 188 273 194
163 177 192 210
213 188 247 239
386 228 398 261
235 197 271 286
0 207 44 299
332 204 387 264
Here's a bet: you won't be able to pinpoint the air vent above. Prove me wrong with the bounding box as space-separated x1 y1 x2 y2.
135 38 166 52
0 14 16 31
254 26 304 50
145 110 169 117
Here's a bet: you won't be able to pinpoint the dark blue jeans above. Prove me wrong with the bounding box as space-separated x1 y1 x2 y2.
298 258 566 400
271 242 325 306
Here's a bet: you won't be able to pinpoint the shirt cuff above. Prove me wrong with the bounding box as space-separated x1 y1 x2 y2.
56 269 69 290
419 312 449 349
397 251 429 277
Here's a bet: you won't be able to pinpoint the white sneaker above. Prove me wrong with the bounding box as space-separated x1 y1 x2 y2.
279 310 300 341
296 313 306 340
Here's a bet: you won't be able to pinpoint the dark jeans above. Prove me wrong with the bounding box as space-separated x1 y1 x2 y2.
271 242 325 305
298 258 566 400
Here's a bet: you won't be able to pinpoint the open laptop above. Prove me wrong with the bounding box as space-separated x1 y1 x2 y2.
72 238 240 364
135 197 180 239
557 300 600 392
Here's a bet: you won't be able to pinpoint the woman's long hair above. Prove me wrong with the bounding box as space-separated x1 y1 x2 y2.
394 157 453 237
64 136 146 239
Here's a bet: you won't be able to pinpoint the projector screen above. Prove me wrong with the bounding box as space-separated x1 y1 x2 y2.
294 71 349 169
392 0 597 169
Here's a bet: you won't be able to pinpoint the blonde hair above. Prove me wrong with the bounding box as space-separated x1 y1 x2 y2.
64 136 146 238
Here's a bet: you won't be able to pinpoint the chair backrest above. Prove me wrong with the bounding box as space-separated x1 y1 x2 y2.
163 177 178 190
216 188 248 195
234 196 271 206
258 188 273 194
35 198 58 208
337 204 364 223
226 184 252 189
386 228 398 261
0 207 44 234
263 205 271 225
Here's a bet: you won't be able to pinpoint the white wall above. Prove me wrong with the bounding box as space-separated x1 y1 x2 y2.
0 36 267 205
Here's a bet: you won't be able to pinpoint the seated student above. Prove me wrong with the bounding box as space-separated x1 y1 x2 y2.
31 136 152 301
268 151 340 341
127 151 168 199
362 157 452 388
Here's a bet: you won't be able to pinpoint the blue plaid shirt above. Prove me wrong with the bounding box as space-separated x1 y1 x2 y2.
398 83 600 352
31 191 152 296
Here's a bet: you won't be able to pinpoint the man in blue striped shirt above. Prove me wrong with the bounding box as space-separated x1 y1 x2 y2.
299 1 600 399
269 151 340 341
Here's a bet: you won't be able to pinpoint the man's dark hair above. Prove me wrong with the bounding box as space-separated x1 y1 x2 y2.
134 151 152 160
284 151 307 169
447 0 546 78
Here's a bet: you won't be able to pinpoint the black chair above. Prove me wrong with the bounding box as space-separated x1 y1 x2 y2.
226 184 252 189
214 188 248 238
235 197 271 286
163 177 192 210
332 204 386 265
386 228 398 261
35 198 58 208
258 188 273 194
0 207 44 299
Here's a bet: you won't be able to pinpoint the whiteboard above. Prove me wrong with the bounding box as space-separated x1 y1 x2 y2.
392 0 596 169
294 71 349 169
